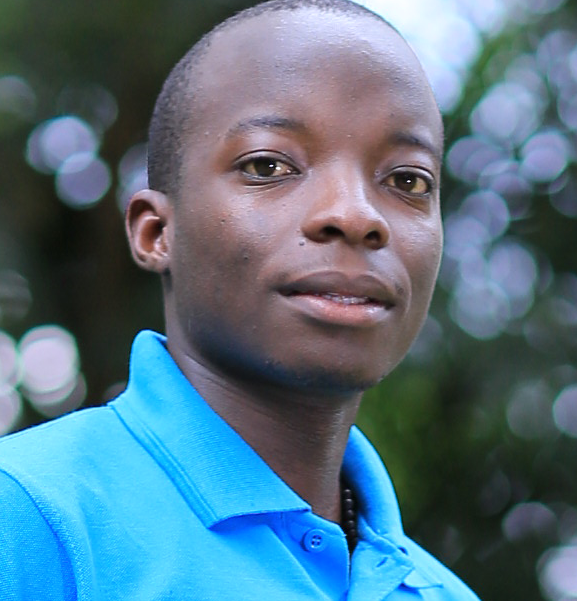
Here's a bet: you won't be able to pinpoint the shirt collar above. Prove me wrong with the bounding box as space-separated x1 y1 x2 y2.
111 330 308 527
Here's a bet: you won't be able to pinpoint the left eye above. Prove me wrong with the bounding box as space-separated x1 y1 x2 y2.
384 172 431 195
240 157 296 178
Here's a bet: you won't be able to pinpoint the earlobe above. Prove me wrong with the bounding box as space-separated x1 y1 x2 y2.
125 189 173 274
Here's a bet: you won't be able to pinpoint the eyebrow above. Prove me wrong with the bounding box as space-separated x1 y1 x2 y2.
225 115 444 164
390 131 444 166
226 115 306 138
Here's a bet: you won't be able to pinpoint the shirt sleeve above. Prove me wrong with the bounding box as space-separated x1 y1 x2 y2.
0 470 77 601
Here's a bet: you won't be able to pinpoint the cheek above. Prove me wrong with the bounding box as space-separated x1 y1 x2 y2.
176 210 271 310
404 220 443 307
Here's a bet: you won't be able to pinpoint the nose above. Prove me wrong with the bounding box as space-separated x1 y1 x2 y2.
301 166 390 250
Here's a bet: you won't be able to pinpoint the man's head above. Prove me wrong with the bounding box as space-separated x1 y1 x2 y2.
126 0 444 396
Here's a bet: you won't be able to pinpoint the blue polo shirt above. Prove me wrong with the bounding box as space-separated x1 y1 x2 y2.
0 330 479 600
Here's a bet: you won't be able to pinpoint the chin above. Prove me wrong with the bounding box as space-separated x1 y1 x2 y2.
192 326 404 397
255 359 389 397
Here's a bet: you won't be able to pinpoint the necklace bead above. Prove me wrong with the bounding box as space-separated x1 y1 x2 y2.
340 481 358 553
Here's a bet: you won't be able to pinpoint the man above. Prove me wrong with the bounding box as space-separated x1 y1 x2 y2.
0 0 480 598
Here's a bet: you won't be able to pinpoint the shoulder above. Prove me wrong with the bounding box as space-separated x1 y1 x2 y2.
0 403 146 599
0 401 134 468
0 469 77 599
0 405 118 477
0 404 116 450
0 402 144 522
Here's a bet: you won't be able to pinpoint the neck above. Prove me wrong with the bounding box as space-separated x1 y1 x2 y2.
169 343 362 523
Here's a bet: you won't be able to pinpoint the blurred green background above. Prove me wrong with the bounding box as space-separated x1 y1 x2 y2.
1 0 577 598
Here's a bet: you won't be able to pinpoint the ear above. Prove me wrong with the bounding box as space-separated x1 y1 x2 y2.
125 189 173 274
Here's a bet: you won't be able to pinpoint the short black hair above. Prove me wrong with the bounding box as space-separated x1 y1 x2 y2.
146 0 395 200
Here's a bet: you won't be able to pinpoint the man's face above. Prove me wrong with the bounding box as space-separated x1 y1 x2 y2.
166 9 444 394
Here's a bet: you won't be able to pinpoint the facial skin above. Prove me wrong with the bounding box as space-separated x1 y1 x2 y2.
129 8 444 400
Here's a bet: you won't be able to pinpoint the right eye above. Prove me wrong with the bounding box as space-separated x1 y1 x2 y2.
383 171 432 196
239 157 298 178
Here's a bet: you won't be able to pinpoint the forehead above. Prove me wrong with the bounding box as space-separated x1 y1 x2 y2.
189 8 442 148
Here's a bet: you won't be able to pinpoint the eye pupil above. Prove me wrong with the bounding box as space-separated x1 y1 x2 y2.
252 158 279 177
395 173 416 191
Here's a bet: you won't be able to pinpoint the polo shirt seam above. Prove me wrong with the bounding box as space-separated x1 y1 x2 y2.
0 467 79 600
110 402 218 525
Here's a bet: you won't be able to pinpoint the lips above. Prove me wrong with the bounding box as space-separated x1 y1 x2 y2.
275 271 398 328
278 271 396 309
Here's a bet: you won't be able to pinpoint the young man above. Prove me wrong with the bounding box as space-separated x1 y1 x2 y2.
0 0 480 598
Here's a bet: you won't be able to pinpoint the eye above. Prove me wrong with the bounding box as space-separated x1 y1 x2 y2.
240 157 297 178
384 171 432 196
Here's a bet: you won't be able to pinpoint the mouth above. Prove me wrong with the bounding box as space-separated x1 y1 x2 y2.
278 271 397 326
279 271 396 306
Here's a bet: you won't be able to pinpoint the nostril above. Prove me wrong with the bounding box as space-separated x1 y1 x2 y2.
365 230 381 243
318 225 343 241
323 226 342 237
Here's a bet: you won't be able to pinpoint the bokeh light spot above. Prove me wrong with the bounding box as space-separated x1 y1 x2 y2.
19 326 78 394
553 384 577 437
487 168 533 219
536 30 576 76
488 241 537 318
0 75 36 121
460 190 511 240
55 152 111 209
26 115 99 174
450 278 510 340
447 137 508 185
550 177 577 218
470 82 542 145
29 373 87 419
507 380 556 439
521 130 571 183
502 502 557 542
539 543 577 601
444 214 491 261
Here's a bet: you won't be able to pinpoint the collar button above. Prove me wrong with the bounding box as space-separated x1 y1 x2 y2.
302 528 328 553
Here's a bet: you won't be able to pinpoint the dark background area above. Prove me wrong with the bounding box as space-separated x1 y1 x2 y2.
1 0 577 598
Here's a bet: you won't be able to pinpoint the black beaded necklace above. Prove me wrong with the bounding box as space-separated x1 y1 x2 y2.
340 480 358 553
